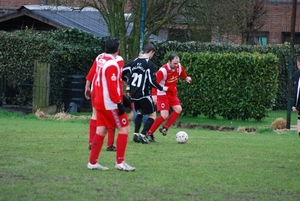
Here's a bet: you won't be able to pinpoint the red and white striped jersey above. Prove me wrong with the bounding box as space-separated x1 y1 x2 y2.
91 53 123 110
153 62 188 96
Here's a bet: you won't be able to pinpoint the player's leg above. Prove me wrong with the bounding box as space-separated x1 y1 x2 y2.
88 109 108 170
106 128 116 151
134 111 143 134
147 109 169 135
139 96 156 142
114 112 135 171
132 101 142 142
163 104 182 130
136 111 149 144
145 112 156 142
160 95 182 135
88 107 97 150
297 111 300 137
147 95 169 135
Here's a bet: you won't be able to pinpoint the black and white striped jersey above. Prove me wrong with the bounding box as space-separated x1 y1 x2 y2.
122 57 163 100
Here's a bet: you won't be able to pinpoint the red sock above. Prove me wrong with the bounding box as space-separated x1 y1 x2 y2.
147 116 165 135
89 134 105 164
164 112 180 129
107 128 115 147
116 133 128 164
89 119 97 144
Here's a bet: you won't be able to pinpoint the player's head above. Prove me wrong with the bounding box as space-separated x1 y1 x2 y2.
105 37 120 54
143 43 156 59
168 53 180 69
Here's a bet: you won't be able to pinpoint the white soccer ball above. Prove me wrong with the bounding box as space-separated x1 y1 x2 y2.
175 131 188 144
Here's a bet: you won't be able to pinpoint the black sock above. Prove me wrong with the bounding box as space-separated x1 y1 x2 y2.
141 118 154 135
134 114 143 133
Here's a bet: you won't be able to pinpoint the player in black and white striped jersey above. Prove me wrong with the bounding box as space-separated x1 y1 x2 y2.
292 56 300 137
122 44 168 143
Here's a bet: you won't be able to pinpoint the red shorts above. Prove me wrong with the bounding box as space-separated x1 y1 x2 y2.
156 94 180 111
96 109 129 129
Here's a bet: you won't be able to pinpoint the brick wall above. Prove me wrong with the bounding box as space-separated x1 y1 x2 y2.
0 0 42 8
215 2 300 45
262 3 300 44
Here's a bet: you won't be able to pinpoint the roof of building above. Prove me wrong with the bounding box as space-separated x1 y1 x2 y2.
0 5 166 42
0 5 109 38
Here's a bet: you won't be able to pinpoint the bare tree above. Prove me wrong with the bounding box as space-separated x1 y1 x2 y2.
210 0 268 44
79 0 198 60
178 0 215 42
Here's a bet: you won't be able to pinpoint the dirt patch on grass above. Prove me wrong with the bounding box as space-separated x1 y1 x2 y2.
173 121 257 133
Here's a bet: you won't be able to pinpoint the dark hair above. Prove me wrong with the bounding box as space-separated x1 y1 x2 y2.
143 43 156 53
297 56 300 62
105 38 120 54
168 53 179 62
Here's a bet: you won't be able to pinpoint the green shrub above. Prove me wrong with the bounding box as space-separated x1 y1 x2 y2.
171 52 279 121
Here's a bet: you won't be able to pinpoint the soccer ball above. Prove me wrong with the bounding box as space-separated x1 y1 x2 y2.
175 131 188 144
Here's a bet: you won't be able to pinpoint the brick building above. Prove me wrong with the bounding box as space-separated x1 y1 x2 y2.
0 0 300 45
264 0 300 44
212 0 300 45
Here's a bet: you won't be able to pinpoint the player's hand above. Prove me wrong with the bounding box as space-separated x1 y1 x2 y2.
85 89 91 100
123 95 131 108
163 86 168 91
292 106 297 112
117 102 126 115
186 77 192 83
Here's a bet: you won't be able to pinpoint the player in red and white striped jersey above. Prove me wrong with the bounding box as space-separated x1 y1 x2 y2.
147 53 191 139
85 54 124 151
85 38 135 171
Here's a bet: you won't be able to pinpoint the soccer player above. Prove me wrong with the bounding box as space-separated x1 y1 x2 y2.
147 53 191 139
122 44 167 144
86 37 135 171
85 54 124 152
292 56 300 137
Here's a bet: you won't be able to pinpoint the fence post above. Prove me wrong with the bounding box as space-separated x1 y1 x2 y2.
32 60 50 113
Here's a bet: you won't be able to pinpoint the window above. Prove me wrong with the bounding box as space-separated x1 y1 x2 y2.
249 32 269 46
282 32 300 44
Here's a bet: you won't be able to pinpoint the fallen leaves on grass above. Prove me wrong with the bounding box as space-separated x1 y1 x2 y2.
35 109 90 120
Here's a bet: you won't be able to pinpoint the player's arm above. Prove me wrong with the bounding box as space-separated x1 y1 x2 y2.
85 80 91 100
107 63 126 115
122 60 134 82
179 65 192 83
85 61 96 99
106 65 122 104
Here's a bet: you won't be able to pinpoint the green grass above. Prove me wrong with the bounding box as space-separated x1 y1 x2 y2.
1 110 300 201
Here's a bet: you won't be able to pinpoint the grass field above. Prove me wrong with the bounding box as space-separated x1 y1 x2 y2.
0 109 300 201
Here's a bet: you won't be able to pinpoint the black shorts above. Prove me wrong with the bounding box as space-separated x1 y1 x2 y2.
133 96 156 115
